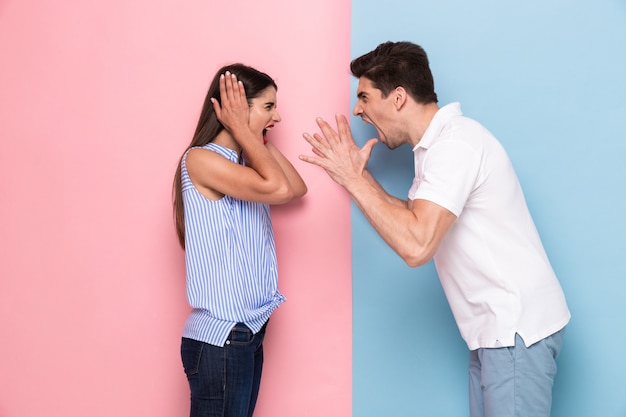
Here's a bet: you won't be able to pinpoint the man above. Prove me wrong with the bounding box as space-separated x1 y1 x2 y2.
299 41 570 417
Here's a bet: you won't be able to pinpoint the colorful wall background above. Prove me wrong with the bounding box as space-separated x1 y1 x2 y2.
350 1 626 417
0 1 351 416
1 1 625 417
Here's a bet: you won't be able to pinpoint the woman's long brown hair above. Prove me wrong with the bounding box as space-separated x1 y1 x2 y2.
172 63 277 249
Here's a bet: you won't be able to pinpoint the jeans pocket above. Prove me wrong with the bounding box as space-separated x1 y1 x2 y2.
181 337 204 376
227 324 254 345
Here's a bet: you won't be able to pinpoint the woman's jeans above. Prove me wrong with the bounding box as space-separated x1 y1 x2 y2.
181 322 267 417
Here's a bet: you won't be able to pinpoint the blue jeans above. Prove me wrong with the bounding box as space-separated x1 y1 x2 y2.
181 322 267 417
468 329 565 417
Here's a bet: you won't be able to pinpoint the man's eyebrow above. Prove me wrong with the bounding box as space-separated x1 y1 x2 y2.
357 91 367 99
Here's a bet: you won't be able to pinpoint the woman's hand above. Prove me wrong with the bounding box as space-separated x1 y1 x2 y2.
210 71 251 136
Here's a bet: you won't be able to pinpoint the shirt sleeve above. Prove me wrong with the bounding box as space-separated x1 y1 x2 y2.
409 138 481 217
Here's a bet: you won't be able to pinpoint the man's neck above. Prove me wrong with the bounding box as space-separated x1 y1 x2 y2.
408 102 440 147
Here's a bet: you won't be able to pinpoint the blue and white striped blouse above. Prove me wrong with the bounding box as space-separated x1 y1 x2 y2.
181 143 286 347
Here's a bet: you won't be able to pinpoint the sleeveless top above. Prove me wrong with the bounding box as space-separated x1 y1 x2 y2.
181 142 285 347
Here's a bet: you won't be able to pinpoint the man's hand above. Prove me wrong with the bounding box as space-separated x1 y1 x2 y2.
300 114 378 188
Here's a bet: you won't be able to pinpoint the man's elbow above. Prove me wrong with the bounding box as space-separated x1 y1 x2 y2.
403 256 432 268
399 247 433 268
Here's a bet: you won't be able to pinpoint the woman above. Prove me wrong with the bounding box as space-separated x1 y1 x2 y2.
173 63 307 417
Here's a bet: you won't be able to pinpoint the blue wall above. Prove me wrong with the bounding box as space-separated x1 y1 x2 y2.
351 1 626 416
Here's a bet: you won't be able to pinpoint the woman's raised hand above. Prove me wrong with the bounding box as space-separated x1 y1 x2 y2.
210 71 251 135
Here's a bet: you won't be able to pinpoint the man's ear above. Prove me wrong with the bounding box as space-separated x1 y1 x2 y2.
393 86 408 110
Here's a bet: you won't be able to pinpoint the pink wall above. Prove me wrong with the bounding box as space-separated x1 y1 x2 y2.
0 1 352 416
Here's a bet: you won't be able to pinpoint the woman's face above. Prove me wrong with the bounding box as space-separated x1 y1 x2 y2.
248 86 281 138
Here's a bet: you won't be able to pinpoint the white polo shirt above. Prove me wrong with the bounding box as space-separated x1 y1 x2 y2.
408 103 570 350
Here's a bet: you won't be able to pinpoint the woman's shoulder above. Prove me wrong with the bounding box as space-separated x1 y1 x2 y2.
187 143 237 162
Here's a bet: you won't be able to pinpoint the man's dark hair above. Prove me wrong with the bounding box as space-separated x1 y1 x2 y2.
350 41 438 104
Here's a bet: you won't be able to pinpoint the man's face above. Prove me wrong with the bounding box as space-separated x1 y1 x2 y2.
352 77 403 149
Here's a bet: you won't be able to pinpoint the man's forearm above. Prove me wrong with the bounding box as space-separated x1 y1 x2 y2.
343 175 433 267
362 170 408 208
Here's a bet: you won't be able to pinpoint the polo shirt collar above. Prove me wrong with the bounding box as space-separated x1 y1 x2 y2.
412 102 462 152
